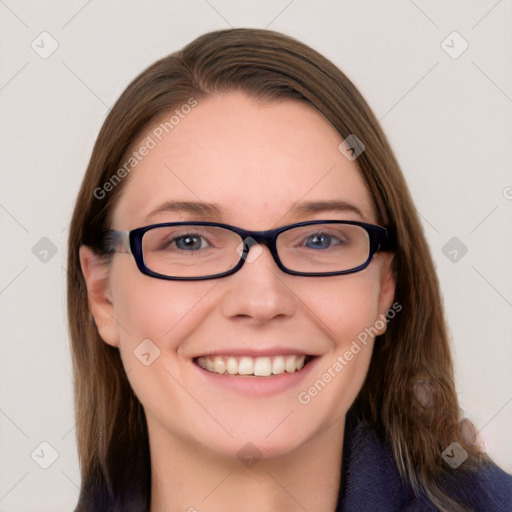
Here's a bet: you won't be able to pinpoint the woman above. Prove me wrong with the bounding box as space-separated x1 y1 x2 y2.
67 28 512 511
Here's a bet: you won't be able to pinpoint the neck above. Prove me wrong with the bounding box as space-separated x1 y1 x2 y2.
148 417 345 512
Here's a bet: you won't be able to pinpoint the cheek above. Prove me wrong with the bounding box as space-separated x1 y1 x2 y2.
109 267 218 419
297 270 383 348
110 260 215 359
293 273 382 420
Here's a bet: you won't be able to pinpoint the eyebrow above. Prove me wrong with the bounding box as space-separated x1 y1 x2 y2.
145 199 367 222
290 200 366 220
146 200 224 221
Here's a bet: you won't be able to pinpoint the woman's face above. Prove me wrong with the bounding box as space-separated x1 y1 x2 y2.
81 91 395 461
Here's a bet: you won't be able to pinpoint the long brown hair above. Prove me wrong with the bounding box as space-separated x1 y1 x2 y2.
67 28 485 511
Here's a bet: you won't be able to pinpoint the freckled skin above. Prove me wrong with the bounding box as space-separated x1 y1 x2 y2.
80 91 396 512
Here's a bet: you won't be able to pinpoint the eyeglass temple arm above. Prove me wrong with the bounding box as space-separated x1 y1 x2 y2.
378 230 394 252
104 230 131 254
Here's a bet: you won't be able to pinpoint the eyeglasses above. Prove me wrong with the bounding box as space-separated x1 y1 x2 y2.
104 220 391 281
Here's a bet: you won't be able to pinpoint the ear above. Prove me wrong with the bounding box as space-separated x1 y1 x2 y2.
375 252 397 335
79 245 120 348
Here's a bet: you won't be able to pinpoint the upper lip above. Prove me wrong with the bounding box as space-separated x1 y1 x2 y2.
192 347 320 358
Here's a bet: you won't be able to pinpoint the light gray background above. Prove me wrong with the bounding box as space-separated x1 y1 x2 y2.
1 1 511 510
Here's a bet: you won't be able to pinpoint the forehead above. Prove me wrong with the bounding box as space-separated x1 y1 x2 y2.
112 91 376 229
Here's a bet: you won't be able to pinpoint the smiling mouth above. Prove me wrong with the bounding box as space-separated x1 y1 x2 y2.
195 355 315 376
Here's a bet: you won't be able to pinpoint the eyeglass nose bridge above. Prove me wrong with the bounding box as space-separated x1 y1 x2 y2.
237 229 280 263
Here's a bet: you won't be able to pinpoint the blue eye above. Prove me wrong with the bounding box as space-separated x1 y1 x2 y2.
174 234 206 251
304 232 344 250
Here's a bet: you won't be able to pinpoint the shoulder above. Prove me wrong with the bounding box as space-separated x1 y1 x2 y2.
445 458 512 511
337 416 512 512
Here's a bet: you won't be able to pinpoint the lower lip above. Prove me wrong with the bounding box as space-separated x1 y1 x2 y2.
193 357 321 396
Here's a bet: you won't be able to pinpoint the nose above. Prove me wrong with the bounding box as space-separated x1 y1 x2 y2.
220 243 297 322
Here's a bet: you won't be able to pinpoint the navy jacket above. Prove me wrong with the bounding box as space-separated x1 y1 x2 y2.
336 412 512 511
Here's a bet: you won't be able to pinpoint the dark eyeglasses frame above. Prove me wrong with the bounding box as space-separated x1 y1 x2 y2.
105 219 391 281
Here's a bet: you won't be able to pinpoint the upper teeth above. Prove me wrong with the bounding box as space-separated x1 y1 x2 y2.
197 355 306 376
